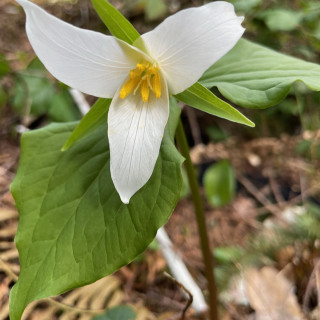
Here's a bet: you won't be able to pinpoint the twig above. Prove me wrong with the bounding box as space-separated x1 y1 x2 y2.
237 174 281 217
303 259 320 312
266 169 285 205
15 124 29 134
46 298 104 315
249 182 320 216
164 271 193 320
156 227 207 314
69 88 90 116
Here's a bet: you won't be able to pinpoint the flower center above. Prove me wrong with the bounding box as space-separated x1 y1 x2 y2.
120 61 161 102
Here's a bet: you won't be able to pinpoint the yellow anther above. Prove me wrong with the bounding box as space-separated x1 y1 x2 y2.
151 72 161 98
130 62 148 78
141 79 149 102
147 66 158 75
129 69 140 79
120 61 162 102
136 62 149 71
120 77 140 99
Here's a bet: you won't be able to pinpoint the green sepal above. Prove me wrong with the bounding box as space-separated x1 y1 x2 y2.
175 82 255 127
62 98 111 151
91 0 140 45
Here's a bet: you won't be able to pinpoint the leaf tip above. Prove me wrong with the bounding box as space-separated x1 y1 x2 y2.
61 140 71 151
248 120 255 128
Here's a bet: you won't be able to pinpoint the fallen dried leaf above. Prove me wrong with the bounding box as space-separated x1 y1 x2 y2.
246 267 303 320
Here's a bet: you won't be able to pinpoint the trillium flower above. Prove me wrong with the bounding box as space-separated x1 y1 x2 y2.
17 0 244 203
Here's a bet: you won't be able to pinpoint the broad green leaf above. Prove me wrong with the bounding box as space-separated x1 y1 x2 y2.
203 160 235 208
175 82 254 127
62 98 111 151
258 9 303 32
91 0 140 45
10 103 183 320
93 305 136 320
200 39 320 109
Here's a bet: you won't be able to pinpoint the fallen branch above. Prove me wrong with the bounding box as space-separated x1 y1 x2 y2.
156 227 207 314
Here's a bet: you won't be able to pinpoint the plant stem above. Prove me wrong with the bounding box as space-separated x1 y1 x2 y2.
175 118 219 320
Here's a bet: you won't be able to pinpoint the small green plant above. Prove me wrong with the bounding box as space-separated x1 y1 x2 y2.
13 58 81 122
204 160 236 208
214 203 320 291
92 305 136 320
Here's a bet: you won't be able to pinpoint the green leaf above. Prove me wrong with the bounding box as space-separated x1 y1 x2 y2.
175 82 254 127
13 58 80 122
0 53 10 78
228 0 262 14
200 39 320 109
145 0 167 21
13 63 55 115
213 246 244 264
206 126 229 143
0 85 7 109
62 98 111 151
93 305 136 320
49 89 81 122
203 160 235 208
9 103 183 320
91 0 140 45
258 9 303 32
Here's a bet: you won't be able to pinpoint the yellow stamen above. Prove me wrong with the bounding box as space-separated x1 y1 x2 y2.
130 63 147 78
120 61 162 102
120 77 140 99
133 79 143 95
141 79 150 102
151 72 161 98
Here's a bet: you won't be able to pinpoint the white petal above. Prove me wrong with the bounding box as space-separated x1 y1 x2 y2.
108 77 169 204
140 2 245 94
17 0 147 98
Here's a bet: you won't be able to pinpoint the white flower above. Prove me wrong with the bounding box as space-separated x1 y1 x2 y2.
17 0 244 203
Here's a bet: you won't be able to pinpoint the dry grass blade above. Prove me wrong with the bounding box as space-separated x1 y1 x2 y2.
0 209 18 222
